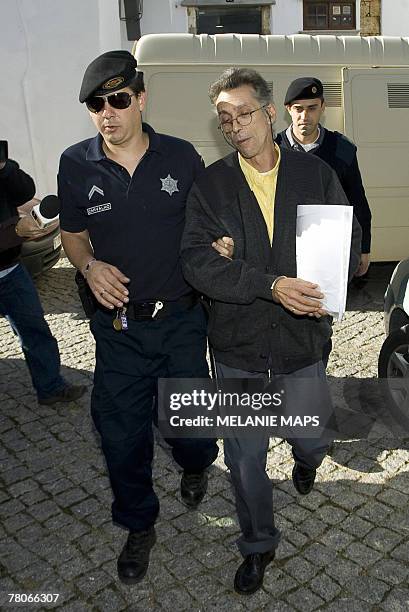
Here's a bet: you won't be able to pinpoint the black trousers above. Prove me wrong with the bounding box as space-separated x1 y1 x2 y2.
90 303 218 532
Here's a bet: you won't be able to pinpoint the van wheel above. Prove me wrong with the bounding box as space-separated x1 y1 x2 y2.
378 325 409 431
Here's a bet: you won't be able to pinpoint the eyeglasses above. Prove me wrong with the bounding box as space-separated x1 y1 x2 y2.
85 92 137 113
218 105 268 134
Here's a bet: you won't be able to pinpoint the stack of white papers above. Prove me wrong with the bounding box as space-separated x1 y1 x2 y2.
296 205 353 321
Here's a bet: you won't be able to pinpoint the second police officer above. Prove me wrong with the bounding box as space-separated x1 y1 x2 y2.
276 77 371 277
276 77 372 366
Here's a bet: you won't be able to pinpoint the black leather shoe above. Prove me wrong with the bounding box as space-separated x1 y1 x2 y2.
234 550 275 595
180 470 208 508
292 463 316 495
38 384 87 406
117 527 156 585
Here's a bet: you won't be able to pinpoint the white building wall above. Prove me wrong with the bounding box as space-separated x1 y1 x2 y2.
382 0 409 36
271 0 303 34
0 0 127 196
98 0 132 51
140 0 188 34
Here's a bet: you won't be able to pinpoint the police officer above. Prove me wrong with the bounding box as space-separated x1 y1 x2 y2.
0 156 86 405
276 77 371 277
58 51 225 584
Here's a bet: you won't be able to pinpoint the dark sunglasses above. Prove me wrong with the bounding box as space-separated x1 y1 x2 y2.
85 92 137 113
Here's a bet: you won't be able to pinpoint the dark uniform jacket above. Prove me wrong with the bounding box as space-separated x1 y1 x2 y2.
0 160 35 269
59 123 203 302
276 128 372 253
181 147 361 374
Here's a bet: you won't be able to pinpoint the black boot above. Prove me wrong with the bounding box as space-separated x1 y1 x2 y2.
117 526 156 584
180 471 208 508
292 463 316 495
234 550 275 595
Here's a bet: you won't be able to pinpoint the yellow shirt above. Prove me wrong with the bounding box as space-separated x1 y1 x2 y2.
239 144 281 243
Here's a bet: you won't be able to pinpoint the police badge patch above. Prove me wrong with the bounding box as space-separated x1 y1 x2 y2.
160 174 179 196
103 76 125 90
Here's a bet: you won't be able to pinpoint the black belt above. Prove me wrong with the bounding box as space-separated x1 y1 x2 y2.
99 293 198 321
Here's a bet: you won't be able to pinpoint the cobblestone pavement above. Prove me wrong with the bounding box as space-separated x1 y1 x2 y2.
1 257 409 611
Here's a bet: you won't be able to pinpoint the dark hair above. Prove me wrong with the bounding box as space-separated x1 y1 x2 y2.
128 72 145 95
209 67 271 105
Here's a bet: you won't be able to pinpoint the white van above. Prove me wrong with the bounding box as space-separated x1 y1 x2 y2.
135 34 409 262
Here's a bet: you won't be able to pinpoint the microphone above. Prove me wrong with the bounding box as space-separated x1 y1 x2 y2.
31 195 60 229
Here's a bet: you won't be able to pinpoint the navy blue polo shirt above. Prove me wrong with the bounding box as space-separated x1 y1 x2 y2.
58 123 204 302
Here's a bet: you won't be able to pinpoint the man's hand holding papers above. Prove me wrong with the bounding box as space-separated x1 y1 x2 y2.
272 277 327 318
